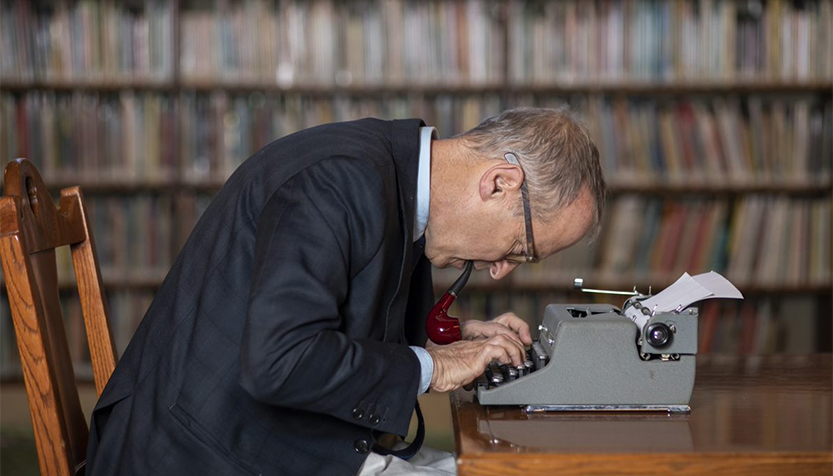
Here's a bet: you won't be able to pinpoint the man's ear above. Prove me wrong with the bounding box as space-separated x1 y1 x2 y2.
478 163 524 202
489 260 517 280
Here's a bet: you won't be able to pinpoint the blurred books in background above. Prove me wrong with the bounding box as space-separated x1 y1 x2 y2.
1 0 831 381
4 0 829 86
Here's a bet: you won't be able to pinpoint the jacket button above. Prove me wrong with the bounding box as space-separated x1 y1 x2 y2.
354 439 370 454
368 414 380 426
352 408 364 420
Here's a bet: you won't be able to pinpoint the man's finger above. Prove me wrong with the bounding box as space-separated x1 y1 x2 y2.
513 323 533 345
508 334 527 362
482 342 513 366
494 330 527 358
495 313 533 345
487 335 524 366
490 324 524 347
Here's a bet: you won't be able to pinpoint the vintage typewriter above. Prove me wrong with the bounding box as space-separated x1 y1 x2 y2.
474 273 742 413
426 265 740 414
475 302 697 413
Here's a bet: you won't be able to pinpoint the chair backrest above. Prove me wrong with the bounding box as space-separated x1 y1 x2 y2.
0 158 117 476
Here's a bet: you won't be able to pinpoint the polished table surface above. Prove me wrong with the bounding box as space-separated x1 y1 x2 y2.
451 354 833 475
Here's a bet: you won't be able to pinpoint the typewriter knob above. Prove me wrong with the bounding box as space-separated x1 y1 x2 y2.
646 323 672 348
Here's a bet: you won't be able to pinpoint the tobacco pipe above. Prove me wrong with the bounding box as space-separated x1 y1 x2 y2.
426 261 473 345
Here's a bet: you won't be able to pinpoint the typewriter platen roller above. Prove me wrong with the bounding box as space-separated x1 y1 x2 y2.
476 304 697 413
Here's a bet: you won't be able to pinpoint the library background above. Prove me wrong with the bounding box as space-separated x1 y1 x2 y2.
0 0 831 468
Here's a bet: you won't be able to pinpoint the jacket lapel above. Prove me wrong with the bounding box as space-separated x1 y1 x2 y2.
382 119 425 342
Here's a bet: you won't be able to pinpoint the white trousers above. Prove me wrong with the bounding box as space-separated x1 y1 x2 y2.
357 446 457 476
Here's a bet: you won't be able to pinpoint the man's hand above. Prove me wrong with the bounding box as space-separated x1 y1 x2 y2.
460 312 533 346
426 335 526 393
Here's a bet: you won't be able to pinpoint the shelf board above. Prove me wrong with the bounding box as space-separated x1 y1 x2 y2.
432 279 833 295
3 79 831 95
510 80 833 95
179 81 509 96
99 274 168 290
38 176 225 194
38 177 832 196
0 271 168 291
0 80 504 95
2 273 828 294
1 365 93 384
0 79 175 93
607 181 833 195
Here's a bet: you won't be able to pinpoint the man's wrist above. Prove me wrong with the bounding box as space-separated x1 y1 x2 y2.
409 346 434 395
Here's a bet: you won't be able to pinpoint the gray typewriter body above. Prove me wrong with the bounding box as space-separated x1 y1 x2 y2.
476 304 698 413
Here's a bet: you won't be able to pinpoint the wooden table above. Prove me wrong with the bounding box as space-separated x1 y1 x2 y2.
451 354 832 475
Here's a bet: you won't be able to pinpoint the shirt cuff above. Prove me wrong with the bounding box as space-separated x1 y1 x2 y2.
409 346 434 395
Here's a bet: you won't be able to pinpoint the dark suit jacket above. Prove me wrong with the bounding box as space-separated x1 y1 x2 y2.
86 118 435 476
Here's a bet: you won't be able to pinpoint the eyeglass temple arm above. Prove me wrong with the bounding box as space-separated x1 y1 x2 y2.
504 153 535 259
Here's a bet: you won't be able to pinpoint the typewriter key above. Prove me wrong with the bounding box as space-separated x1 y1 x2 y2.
489 362 504 385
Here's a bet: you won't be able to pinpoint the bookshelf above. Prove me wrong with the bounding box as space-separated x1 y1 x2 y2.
3 80 833 94
1 0 831 381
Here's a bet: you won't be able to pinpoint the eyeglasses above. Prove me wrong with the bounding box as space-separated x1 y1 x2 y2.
503 152 538 264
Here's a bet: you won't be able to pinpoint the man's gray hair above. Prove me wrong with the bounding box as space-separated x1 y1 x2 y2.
457 106 606 234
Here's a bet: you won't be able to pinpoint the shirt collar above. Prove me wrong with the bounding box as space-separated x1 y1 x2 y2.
414 126 436 242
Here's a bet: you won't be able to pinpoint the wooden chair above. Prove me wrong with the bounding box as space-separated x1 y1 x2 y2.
0 158 117 476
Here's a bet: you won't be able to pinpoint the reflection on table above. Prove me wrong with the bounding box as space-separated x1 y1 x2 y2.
452 354 832 475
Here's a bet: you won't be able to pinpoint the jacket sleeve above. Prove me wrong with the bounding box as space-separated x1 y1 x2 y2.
238 156 420 437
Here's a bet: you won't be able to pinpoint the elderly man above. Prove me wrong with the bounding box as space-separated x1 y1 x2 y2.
86 107 605 475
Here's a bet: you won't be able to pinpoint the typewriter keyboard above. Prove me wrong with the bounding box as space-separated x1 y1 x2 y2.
477 341 550 389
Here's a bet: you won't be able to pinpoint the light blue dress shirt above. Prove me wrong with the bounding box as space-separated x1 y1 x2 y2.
409 126 437 395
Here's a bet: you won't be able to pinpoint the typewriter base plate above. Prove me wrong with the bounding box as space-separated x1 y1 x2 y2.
524 404 691 414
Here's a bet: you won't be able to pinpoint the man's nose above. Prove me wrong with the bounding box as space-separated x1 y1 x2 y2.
473 261 489 271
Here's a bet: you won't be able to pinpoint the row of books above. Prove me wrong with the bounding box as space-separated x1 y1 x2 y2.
46 193 212 283
86 195 175 274
599 196 831 287
447 292 823 354
433 196 831 290
0 290 155 379
185 94 833 184
0 289 823 380
558 95 833 184
507 0 833 84
181 0 504 86
727 196 832 286
0 92 180 182
1 0 175 82
4 0 831 85
0 0 505 86
0 91 504 181
3 91 830 184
